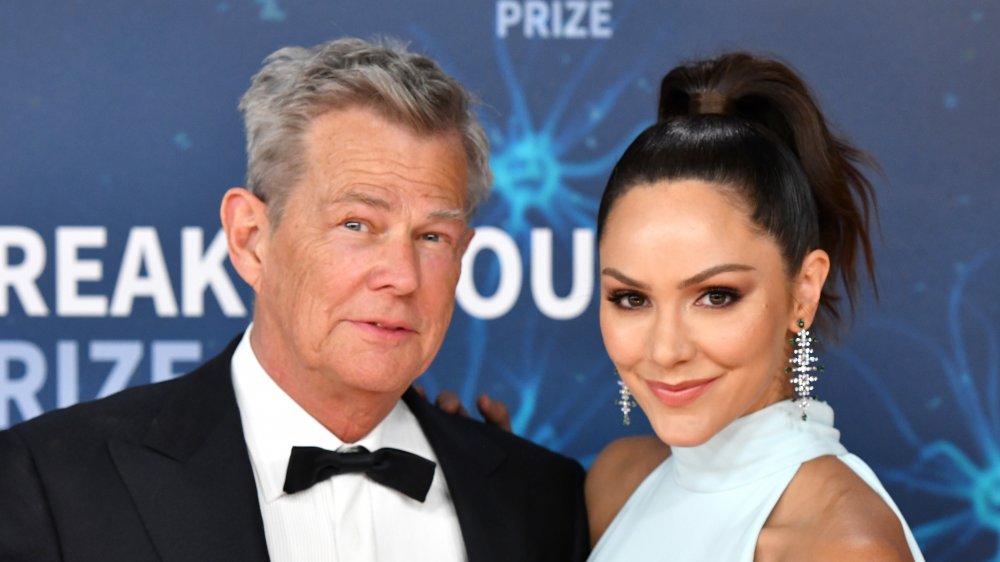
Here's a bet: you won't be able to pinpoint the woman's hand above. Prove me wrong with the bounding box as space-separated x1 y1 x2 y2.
417 387 512 432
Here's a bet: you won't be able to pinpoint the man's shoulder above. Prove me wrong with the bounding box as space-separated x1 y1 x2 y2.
482 420 583 474
5 336 238 448
11 373 182 441
406 391 583 478
494 419 581 463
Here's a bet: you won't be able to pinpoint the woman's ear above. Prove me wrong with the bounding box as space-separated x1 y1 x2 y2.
220 187 269 291
789 249 831 330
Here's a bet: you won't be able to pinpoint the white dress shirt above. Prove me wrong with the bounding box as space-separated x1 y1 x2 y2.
231 327 467 562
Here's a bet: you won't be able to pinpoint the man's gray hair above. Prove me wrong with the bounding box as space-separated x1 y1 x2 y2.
239 37 492 222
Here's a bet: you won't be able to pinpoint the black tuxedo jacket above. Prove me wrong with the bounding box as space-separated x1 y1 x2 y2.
0 337 589 562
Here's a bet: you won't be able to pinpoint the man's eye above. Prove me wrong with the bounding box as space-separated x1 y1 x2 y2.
343 221 364 231
422 233 441 242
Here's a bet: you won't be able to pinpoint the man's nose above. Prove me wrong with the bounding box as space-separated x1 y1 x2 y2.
367 235 420 295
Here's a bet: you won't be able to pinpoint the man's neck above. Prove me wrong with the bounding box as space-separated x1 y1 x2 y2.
247 327 402 443
272 375 399 443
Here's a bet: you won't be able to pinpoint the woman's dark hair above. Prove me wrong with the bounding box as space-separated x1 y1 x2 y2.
597 52 877 330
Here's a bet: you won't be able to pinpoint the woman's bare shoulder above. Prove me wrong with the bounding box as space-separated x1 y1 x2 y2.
585 435 670 546
757 456 914 562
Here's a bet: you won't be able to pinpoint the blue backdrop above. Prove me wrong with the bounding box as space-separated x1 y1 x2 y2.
2 1 998 559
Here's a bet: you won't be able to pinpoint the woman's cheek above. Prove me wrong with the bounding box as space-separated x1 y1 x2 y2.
601 313 642 368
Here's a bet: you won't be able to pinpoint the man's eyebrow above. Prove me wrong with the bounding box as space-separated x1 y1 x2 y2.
329 191 465 221
601 267 650 290
331 191 393 210
429 208 467 221
677 263 755 289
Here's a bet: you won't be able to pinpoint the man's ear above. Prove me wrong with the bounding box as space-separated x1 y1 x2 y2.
220 187 269 290
789 249 831 331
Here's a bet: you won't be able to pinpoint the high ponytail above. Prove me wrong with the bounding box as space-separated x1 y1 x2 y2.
598 52 877 331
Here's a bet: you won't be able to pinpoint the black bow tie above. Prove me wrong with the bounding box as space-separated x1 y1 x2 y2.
283 445 436 502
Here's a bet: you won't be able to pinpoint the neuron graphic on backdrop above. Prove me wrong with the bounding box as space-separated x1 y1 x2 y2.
252 0 285 21
477 37 647 236
835 253 999 560
407 27 651 457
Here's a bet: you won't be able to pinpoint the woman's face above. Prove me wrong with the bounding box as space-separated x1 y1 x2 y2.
599 179 826 447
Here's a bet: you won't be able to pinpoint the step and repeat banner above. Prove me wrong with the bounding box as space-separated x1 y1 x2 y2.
2 1 998 559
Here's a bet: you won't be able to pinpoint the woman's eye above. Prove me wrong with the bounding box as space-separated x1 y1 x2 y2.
626 294 646 308
698 289 739 308
608 291 648 310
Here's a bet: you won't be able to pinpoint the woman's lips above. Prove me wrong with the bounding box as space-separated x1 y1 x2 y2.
644 376 719 407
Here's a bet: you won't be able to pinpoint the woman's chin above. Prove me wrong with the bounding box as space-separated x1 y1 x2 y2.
649 416 719 448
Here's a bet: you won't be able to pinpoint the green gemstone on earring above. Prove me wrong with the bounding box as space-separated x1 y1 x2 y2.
797 319 805 328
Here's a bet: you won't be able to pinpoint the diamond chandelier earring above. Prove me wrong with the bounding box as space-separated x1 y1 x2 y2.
787 319 822 421
616 374 637 426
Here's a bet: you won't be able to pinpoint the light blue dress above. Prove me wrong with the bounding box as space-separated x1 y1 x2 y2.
589 400 924 561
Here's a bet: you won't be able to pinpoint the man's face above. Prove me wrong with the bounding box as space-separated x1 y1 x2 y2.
250 106 472 402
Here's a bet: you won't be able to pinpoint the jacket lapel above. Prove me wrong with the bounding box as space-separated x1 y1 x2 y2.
403 389 528 562
109 338 270 562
